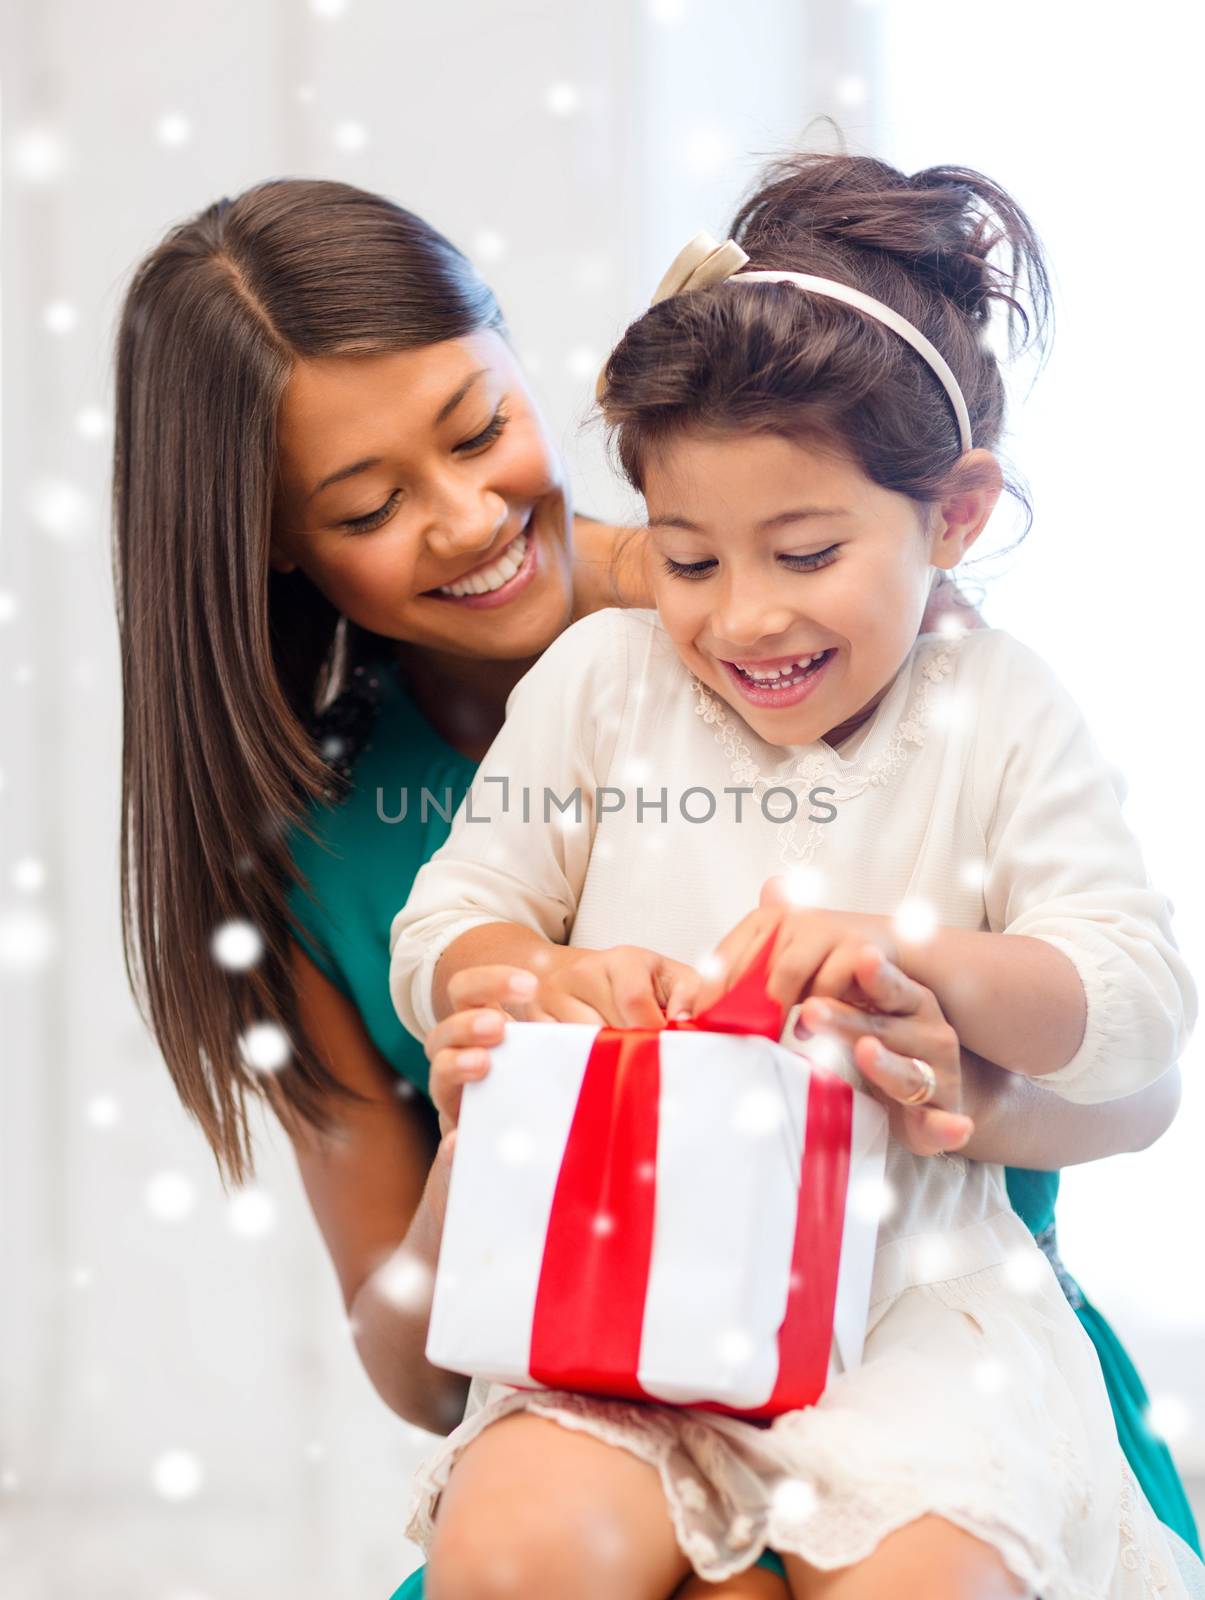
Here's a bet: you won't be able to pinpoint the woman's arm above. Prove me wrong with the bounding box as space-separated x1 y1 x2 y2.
570 514 652 616
282 943 468 1435
957 1049 1182 1167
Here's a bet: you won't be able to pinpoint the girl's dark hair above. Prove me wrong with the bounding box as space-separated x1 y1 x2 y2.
113 179 503 1184
599 150 1053 538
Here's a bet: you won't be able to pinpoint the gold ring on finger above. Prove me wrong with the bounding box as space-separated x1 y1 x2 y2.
900 1056 937 1106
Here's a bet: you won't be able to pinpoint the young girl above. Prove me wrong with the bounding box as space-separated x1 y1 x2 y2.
388 153 1198 1599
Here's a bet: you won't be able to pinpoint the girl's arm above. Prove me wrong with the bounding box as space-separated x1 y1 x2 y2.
391 608 631 1043
282 944 467 1435
903 633 1195 1102
896 928 1086 1077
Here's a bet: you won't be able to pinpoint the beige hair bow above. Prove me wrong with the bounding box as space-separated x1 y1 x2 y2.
595 232 749 402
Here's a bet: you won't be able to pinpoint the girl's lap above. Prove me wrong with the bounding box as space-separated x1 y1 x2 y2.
425 1410 693 1600
407 1261 1165 1597
423 1409 1022 1600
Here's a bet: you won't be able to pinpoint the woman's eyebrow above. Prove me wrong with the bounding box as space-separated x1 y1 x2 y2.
305 369 490 503
307 456 381 502
434 367 488 425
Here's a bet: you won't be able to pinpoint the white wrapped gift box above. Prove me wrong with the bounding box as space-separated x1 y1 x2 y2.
427 1017 887 1421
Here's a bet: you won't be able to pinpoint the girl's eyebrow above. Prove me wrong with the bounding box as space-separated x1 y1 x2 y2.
649 506 849 532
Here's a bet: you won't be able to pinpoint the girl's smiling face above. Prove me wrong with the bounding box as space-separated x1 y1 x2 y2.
644 430 1000 749
272 328 576 662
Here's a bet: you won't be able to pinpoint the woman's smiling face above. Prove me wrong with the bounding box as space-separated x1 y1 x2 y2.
273 328 576 660
643 430 992 749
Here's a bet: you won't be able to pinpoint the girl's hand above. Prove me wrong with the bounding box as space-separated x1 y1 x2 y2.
796 944 973 1156
426 947 697 1134
525 944 700 1029
687 879 898 1016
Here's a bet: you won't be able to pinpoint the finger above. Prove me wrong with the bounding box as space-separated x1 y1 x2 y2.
796 998 925 1067
758 875 791 910
429 1045 491 1127
424 1006 508 1062
852 946 926 1018
693 913 777 1013
795 995 888 1042
853 1035 949 1112
663 964 702 1022
764 931 827 1011
604 949 667 1029
902 1104 975 1156
537 994 608 1025
446 964 540 1015
809 941 869 1005
652 956 696 1009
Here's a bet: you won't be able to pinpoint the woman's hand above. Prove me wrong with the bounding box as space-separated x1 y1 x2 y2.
425 964 537 1137
426 947 696 1134
794 943 973 1156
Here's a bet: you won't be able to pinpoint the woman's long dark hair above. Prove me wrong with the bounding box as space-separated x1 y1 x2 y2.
113 179 503 1185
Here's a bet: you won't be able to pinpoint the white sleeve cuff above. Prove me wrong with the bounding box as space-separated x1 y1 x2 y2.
1027 931 1184 1103
389 914 501 1043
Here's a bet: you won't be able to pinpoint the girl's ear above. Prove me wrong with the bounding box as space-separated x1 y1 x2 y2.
269 548 298 575
927 449 1004 570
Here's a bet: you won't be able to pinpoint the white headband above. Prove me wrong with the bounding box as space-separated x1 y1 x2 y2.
597 230 973 455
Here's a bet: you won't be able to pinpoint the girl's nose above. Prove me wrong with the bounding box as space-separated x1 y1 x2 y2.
711 584 798 651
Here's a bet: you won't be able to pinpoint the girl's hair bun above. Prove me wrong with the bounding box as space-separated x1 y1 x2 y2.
729 151 1052 362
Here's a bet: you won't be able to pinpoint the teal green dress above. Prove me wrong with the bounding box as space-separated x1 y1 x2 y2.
288 665 1199 1600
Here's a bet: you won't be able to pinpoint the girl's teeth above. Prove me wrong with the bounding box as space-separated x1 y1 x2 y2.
738 651 826 681
437 530 529 597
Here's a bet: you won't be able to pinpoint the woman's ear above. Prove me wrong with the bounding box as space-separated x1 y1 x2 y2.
927 449 1004 571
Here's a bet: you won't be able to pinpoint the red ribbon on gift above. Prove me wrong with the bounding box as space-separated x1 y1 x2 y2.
528 931 853 1421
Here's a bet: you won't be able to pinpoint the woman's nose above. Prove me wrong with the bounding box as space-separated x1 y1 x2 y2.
424 485 509 561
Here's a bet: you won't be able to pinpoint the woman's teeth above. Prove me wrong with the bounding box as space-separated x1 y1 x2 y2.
437 529 529 597
731 651 829 686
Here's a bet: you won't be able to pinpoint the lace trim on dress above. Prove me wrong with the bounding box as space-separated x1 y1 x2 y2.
689 637 962 867
403 1383 1175 1596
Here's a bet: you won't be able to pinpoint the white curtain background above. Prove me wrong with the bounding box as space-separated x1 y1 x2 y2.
0 3 1199 1596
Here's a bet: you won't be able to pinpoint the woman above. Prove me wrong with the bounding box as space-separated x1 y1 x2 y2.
112 176 1198 1599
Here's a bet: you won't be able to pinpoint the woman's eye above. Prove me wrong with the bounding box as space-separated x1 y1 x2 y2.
338 405 511 533
341 490 402 534
456 405 509 454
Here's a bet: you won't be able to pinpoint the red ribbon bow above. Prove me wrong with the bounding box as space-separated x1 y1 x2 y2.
528 933 853 1420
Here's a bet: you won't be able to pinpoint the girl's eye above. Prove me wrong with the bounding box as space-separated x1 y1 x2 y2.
456 405 509 454
661 556 718 580
660 545 840 580
782 544 840 571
